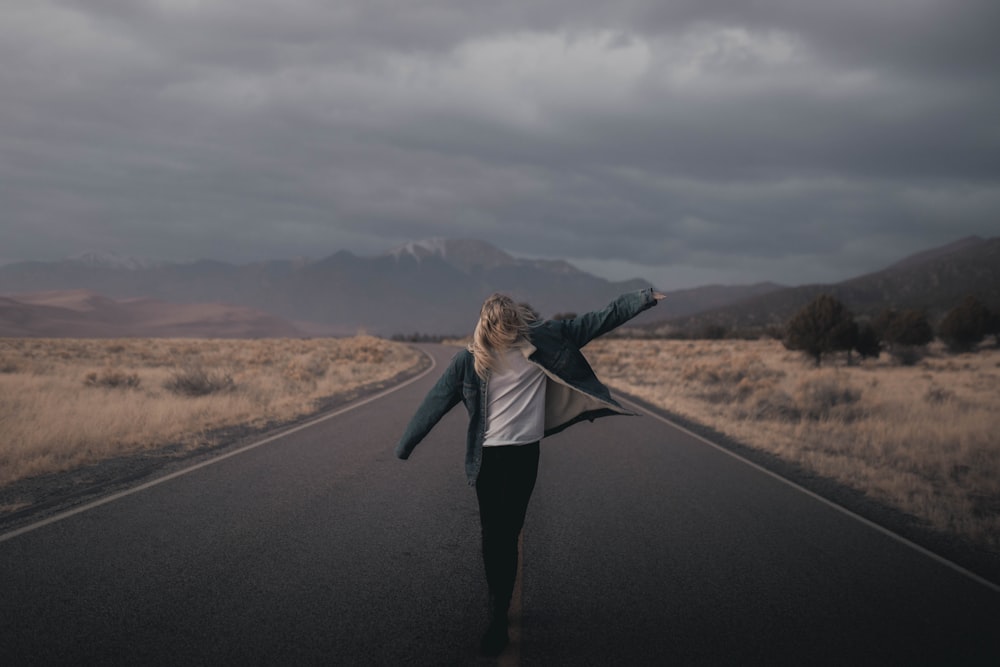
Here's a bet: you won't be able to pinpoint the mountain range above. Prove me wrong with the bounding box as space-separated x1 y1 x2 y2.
0 236 996 338
655 235 1000 334
0 239 658 336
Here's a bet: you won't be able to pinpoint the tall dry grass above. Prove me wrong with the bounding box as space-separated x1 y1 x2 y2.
0 337 421 488
586 339 1000 550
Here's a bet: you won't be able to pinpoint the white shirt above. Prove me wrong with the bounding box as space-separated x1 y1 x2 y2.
483 347 547 447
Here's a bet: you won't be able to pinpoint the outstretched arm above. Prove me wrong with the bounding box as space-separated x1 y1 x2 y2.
559 288 666 349
395 352 466 460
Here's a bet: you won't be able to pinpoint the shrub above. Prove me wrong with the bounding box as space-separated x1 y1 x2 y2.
794 375 863 421
747 390 801 422
783 294 858 366
84 369 141 390
890 345 925 366
697 323 729 340
682 355 783 387
164 367 235 397
283 355 329 383
854 322 881 360
924 386 955 405
763 325 786 340
875 308 933 364
939 296 992 353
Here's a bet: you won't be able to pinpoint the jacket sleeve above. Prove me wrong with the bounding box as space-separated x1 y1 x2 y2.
559 288 658 349
395 351 466 460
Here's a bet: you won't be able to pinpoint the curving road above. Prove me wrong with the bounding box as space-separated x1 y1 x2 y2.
1 344 998 666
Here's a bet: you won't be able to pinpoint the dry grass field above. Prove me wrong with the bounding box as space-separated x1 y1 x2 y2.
6 333 997 553
0 337 422 496
586 338 1000 551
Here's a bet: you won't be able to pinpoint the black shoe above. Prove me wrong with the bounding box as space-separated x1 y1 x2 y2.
479 616 509 656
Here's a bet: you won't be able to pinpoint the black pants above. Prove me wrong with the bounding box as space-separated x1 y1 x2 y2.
475 442 540 616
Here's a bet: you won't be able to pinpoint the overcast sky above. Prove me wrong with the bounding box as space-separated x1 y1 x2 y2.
1 0 998 289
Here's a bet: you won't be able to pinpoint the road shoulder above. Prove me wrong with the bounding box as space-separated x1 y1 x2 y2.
619 389 1000 590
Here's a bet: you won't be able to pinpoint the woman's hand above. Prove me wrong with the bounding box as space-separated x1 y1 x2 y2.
652 291 667 302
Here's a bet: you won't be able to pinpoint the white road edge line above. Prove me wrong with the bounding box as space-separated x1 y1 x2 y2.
0 348 438 545
620 395 1000 595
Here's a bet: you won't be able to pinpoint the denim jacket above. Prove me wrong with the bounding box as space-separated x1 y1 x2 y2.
395 288 658 485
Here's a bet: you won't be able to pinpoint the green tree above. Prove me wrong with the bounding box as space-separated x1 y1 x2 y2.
939 296 992 352
783 294 858 366
875 308 934 364
854 322 881 360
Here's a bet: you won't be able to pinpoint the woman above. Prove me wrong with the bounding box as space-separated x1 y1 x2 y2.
395 287 665 655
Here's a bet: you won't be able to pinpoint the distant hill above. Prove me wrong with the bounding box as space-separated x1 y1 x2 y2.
651 236 1000 334
0 239 658 335
2 236 992 337
0 291 303 338
634 282 786 322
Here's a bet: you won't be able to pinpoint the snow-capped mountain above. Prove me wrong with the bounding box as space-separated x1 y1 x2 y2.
387 238 518 273
387 238 583 276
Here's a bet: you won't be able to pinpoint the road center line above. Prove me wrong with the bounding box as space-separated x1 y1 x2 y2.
620 394 1000 595
0 349 437 545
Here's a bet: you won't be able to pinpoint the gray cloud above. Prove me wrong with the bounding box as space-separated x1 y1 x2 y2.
1 0 997 287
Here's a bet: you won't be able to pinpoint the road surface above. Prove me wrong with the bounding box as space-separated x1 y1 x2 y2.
1 344 998 665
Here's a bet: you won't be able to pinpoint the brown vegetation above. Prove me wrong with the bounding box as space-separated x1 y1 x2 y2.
585 339 1000 551
0 337 422 487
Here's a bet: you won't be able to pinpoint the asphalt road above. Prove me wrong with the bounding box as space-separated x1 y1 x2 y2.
1 344 998 666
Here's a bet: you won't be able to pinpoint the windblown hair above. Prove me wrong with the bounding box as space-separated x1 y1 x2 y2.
469 293 537 379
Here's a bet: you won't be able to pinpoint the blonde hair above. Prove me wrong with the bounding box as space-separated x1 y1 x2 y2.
469 293 536 379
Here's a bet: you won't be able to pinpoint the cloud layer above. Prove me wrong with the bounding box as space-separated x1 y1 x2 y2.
2 0 998 287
